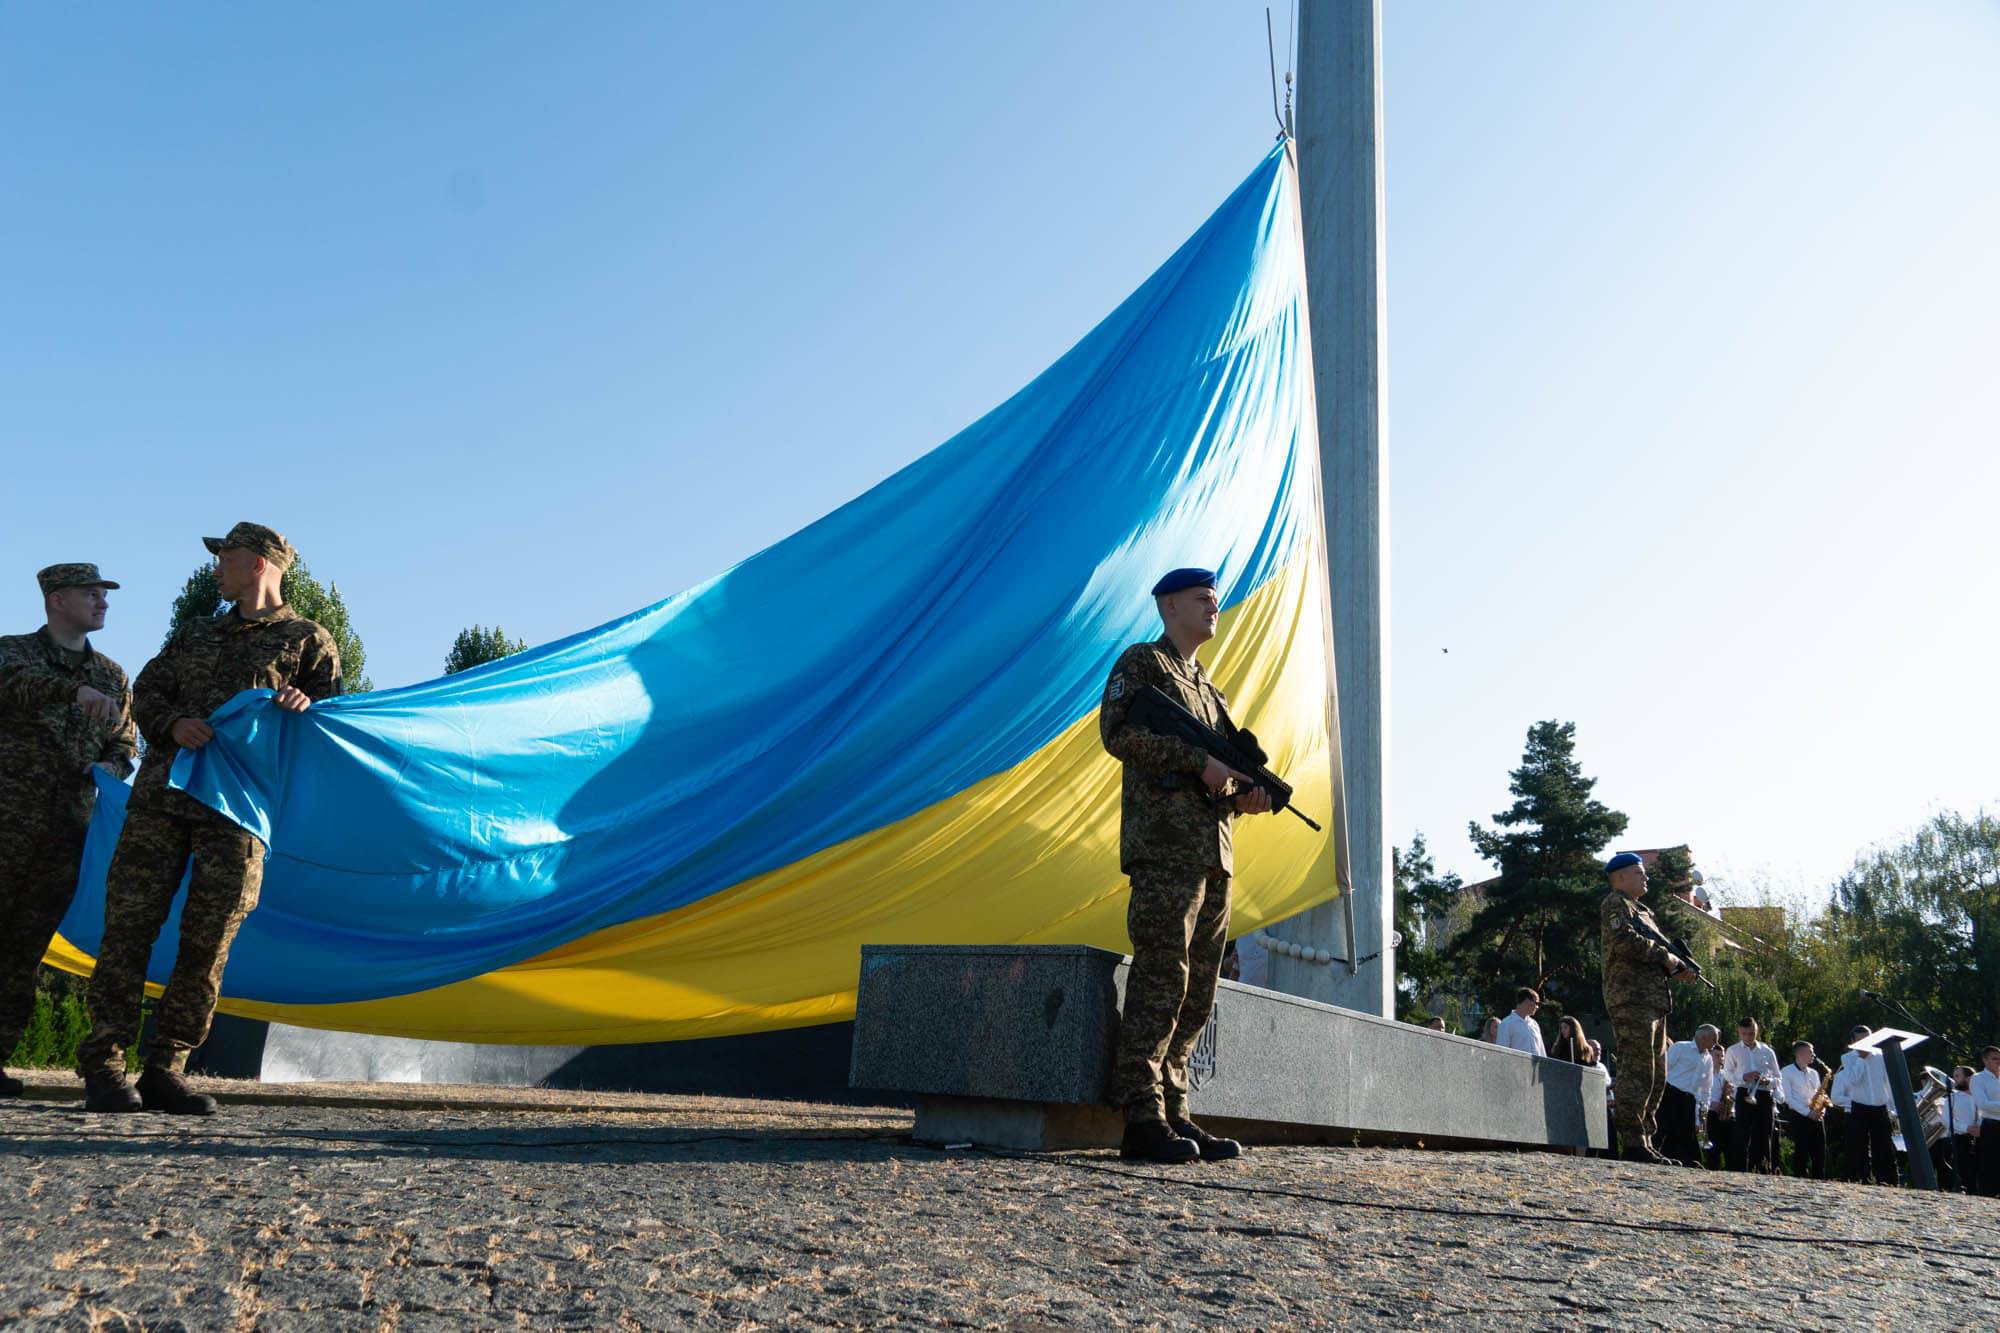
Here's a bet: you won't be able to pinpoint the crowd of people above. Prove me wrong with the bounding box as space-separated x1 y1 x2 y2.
1471 993 2000 1194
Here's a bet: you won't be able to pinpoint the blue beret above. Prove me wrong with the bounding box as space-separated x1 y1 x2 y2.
1151 567 1216 597
1605 852 1644 875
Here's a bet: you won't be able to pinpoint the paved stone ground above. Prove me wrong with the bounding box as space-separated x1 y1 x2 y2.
3 1071 1996 1329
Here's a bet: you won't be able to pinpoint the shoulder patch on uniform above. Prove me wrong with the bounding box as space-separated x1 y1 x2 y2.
1105 674 1126 702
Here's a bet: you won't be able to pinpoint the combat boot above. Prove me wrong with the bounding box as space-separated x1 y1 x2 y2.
1120 1119 1200 1165
0 1070 24 1098
82 1071 143 1113
137 1067 218 1117
1168 1116 1244 1162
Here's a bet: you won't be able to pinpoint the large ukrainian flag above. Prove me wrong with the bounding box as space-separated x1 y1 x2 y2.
50 142 1347 1044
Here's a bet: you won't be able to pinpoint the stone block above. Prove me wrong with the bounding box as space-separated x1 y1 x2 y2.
851 944 1608 1151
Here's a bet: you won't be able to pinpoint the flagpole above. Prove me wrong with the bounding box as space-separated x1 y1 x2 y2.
1268 0 1393 1016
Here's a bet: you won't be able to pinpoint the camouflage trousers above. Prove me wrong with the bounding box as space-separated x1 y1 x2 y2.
78 805 264 1077
1608 1003 1668 1151
0 809 88 1056
1111 867 1231 1125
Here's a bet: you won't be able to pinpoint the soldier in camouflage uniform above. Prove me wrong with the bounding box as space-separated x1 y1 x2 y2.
1599 851 1695 1165
0 565 137 1098
78 523 341 1115
1098 567 1272 1164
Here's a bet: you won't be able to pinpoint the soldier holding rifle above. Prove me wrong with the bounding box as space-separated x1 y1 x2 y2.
1600 851 1702 1165
1097 568 1272 1165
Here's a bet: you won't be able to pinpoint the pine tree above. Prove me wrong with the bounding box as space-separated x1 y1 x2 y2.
444 625 530 676
1451 720 1628 1018
165 555 373 692
1394 833 1469 1024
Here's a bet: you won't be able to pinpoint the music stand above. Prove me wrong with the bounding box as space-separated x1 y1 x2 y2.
1849 1028 1933 1190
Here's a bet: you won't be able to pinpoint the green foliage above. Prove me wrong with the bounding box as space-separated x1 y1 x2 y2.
6 968 92 1069
7 968 164 1074
1394 834 1477 1030
166 556 372 692
1399 726 1995 1073
1449 721 1628 1021
444 625 529 676
1826 810 2000 1049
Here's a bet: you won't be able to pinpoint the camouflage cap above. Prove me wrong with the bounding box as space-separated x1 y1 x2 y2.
203 521 295 571
37 562 121 596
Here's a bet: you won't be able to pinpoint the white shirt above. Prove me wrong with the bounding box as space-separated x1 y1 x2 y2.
1706 1058 1728 1107
1778 1063 1821 1117
1972 1068 2000 1123
1233 935 1270 989
1946 1088 1977 1135
1830 1067 1852 1111
1840 1049 1891 1108
1496 1010 1546 1057
1665 1040 1710 1095
1724 1041 1783 1096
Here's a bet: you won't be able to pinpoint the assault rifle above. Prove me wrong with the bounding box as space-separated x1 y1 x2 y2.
1124 685 1323 832
1629 910 1718 991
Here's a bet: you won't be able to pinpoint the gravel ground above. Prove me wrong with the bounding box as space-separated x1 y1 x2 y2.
2 1071 1996 1329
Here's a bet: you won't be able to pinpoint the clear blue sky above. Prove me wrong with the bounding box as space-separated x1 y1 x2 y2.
4 4 1995 902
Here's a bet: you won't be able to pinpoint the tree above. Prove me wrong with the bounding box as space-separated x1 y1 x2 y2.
1394 834 1474 1027
165 556 373 692
1450 720 1628 1020
1826 810 2000 1049
444 625 529 676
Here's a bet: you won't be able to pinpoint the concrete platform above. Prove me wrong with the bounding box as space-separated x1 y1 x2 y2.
849 944 1608 1151
192 1013 881 1103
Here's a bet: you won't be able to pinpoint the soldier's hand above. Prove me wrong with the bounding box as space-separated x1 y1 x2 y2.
1201 756 1250 793
75 685 118 722
171 717 215 749
1667 956 1695 983
274 686 312 712
1236 787 1273 815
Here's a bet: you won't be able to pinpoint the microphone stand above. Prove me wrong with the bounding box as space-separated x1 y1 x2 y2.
1858 993 1957 1191
1863 990 1976 1060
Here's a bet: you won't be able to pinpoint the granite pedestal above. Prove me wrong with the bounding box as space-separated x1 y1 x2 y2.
849 944 1608 1151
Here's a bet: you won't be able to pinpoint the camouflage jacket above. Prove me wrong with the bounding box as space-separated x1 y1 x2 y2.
130 605 342 814
1098 636 1237 876
1599 890 1676 1013
0 627 137 827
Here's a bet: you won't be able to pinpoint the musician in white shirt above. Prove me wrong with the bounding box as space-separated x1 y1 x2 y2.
1777 1041 1826 1179
1724 1018 1783 1173
1839 1026 1899 1185
1659 1025 1719 1169
1495 987 1547 1058
1942 1066 1979 1195
1702 1041 1732 1169
1973 1045 2000 1197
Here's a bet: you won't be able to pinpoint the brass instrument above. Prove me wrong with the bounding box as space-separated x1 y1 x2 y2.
1915 1067 1955 1148
1807 1059 1834 1120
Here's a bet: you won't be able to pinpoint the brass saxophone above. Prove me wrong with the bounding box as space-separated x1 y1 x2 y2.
1808 1058 1834 1120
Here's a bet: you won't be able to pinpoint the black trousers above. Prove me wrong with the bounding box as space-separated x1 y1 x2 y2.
1980 1124 2000 1197
1781 1106 1826 1179
1936 1134 1977 1193
1657 1085 1701 1167
1845 1103 1898 1185
1735 1089 1776 1172
1822 1108 1849 1179
1705 1105 1736 1170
